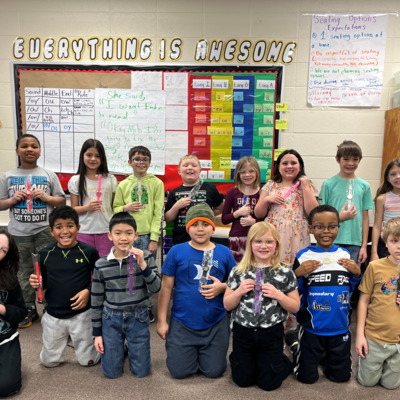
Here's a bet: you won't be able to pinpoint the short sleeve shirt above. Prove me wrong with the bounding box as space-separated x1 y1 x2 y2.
359 257 400 344
0 166 65 236
227 265 298 328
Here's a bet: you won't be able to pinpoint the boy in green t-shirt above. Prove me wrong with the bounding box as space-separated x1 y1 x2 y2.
319 140 373 264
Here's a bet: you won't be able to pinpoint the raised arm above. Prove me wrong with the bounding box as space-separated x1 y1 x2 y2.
299 176 319 215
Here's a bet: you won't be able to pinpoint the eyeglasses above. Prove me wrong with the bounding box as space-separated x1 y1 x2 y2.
131 157 150 164
252 239 276 247
312 225 340 233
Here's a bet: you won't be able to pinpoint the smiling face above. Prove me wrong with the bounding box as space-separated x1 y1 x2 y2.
238 162 257 187
388 165 400 191
278 154 300 183
336 155 360 179
251 231 277 265
178 157 201 186
83 147 101 173
16 137 41 168
0 234 9 262
108 223 138 258
50 218 79 249
128 152 151 178
310 211 339 250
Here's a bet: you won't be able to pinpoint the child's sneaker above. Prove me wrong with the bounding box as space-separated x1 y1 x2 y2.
18 306 39 328
285 328 300 361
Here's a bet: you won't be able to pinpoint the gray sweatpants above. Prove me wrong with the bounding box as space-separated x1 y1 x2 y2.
40 309 100 368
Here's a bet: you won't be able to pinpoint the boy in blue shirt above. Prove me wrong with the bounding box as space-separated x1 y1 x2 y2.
319 140 373 264
91 212 161 379
157 203 236 379
288 205 361 384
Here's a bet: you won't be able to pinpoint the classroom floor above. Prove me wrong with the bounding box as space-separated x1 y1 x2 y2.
15 297 399 400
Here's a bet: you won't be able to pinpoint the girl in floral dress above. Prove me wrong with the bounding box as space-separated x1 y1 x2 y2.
254 150 318 266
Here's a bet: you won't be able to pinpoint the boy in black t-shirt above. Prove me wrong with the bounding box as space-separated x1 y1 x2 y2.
29 206 100 368
165 154 224 244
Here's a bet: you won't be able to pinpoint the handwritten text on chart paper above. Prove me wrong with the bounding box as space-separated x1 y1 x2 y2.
308 14 388 107
95 89 166 175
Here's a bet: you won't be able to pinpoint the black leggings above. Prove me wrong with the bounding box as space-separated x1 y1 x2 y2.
0 335 22 397
229 322 292 391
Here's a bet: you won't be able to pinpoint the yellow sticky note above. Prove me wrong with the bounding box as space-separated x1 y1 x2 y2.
274 149 286 160
276 103 288 112
275 119 287 130
220 157 231 169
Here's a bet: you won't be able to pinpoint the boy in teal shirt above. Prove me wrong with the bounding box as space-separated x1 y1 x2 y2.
319 140 373 264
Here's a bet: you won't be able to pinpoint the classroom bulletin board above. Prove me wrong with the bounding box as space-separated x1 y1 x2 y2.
13 64 283 193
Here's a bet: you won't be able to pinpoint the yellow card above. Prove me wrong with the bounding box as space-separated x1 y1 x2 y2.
275 119 287 130
274 149 286 160
276 103 288 112
220 157 231 169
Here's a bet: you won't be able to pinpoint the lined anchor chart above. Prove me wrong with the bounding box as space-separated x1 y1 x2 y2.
308 14 388 107
25 87 95 172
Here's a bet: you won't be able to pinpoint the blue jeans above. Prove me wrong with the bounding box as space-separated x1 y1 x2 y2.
134 234 156 310
101 306 151 378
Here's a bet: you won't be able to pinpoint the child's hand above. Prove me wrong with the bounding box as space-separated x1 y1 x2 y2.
12 190 27 204
31 188 48 202
87 200 102 212
266 193 285 205
339 203 357 221
0 304 6 316
29 274 40 289
70 289 90 310
94 336 104 354
176 197 192 209
299 176 311 189
238 278 256 296
200 275 225 299
157 321 169 340
355 334 368 358
148 240 158 255
262 283 283 301
358 247 367 264
236 204 251 217
295 260 321 278
240 215 256 227
396 293 400 306
129 248 147 270
124 202 143 212
338 258 361 277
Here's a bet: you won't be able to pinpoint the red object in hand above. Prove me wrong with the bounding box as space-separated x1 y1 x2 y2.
26 177 32 211
35 261 43 302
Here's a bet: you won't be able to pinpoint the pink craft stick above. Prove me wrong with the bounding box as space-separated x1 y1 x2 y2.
283 181 300 199
96 175 102 201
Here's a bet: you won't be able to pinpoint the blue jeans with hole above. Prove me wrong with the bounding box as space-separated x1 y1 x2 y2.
101 306 151 378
